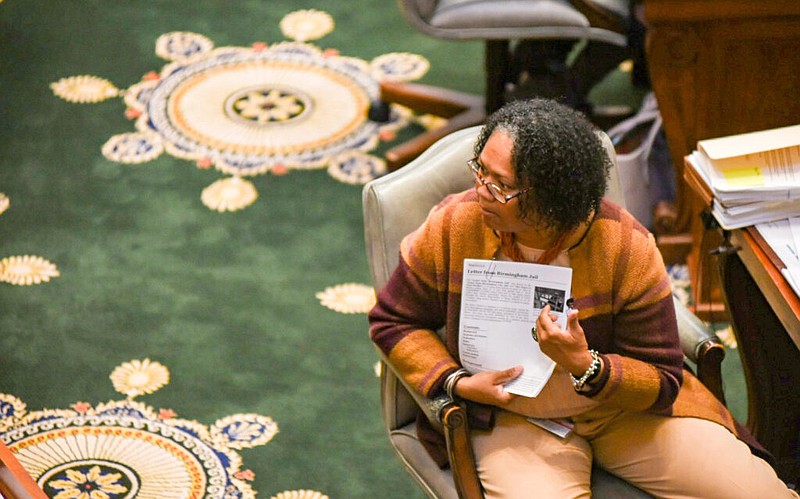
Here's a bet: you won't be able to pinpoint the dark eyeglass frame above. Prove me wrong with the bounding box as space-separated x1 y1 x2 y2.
467 158 530 204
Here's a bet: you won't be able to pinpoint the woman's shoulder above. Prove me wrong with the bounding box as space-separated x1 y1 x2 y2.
422 189 483 230
576 201 670 305
579 199 660 267
592 199 654 243
434 188 480 213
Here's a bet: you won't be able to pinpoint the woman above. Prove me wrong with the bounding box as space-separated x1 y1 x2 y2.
369 98 796 498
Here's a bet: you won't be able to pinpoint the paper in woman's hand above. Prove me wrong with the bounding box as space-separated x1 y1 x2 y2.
458 258 572 397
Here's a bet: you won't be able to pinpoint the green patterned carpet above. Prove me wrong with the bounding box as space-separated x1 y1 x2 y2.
0 1 745 497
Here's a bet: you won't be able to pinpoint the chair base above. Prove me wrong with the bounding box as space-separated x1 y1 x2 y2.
376 81 485 170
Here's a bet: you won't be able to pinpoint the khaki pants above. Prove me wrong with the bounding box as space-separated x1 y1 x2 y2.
472 408 797 499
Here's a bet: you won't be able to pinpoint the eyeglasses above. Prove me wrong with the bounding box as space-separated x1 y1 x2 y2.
467 158 530 204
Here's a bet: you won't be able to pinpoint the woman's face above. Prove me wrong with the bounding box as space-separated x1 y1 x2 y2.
475 131 548 244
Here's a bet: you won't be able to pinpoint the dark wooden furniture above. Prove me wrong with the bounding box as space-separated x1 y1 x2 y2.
376 0 630 170
379 81 485 171
717 228 800 485
644 0 800 320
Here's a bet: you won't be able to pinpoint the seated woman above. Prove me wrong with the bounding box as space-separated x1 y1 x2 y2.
369 98 797 498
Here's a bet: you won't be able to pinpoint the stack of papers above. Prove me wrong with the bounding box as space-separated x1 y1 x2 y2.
684 124 800 229
754 218 800 298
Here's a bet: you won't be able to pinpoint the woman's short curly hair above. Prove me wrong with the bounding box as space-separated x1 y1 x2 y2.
474 98 610 236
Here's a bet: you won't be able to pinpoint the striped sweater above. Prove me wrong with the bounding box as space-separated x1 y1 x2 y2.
369 189 742 448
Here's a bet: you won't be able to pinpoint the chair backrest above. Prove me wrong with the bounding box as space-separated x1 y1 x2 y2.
396 0 628 46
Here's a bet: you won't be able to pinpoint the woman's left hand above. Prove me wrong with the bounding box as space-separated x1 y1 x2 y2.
535 304 595 377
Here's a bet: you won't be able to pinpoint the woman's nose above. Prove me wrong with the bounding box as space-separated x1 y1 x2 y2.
474 179 495 201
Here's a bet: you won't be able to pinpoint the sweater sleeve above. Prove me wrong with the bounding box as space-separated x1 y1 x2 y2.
584 223 684 412
368 206 460 398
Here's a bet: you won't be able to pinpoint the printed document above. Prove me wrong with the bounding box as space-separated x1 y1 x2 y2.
458 258 572 397
699 145 800 192
694 123 800 195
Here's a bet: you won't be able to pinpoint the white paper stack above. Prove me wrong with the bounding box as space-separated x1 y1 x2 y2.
754 218 800 298
685 124 800 229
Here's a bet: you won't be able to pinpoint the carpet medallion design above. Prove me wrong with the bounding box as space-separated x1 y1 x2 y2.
0 360 328 499
0 255 60 286
0 195 61 286
315 283 376 314
0 193 10 216
51 10 429 211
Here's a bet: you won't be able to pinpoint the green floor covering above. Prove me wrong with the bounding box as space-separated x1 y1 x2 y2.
0 1 746 497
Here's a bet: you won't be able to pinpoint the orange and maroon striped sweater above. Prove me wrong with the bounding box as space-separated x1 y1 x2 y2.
370 189 746 461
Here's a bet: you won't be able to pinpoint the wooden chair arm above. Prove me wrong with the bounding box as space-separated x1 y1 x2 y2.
378 81 485 170
380 349 485 498
694 338 727 405
433 397 484 499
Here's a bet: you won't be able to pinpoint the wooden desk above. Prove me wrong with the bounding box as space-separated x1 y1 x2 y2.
718 228 800 484
644 0 800 319
731 229 800 350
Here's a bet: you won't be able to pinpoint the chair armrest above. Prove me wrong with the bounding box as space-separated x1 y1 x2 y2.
429 396 484 499
377 347 448 431
379 349 485 499
673 295 727 404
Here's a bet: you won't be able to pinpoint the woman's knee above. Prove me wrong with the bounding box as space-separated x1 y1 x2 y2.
473 411 593 498
591 414 796 498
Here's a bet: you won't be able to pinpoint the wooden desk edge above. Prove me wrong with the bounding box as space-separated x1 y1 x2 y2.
0 440 47 498
731 228 800 350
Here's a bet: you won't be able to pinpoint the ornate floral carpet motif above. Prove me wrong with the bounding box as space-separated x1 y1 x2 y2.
315 282 375 315
0 193 60 286
50 9 430 212
0 359 328 499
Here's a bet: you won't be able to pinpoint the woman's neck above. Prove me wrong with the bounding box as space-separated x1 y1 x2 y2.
514 217 591 252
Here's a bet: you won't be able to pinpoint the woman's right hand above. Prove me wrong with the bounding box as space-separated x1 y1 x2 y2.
453 366 523 407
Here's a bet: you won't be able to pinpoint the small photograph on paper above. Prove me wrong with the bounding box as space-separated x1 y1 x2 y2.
534 286 567 313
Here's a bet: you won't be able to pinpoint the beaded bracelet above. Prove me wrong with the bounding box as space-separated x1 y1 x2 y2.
571 350 601 391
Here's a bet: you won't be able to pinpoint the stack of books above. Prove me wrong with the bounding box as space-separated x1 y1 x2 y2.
684 123 800 229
